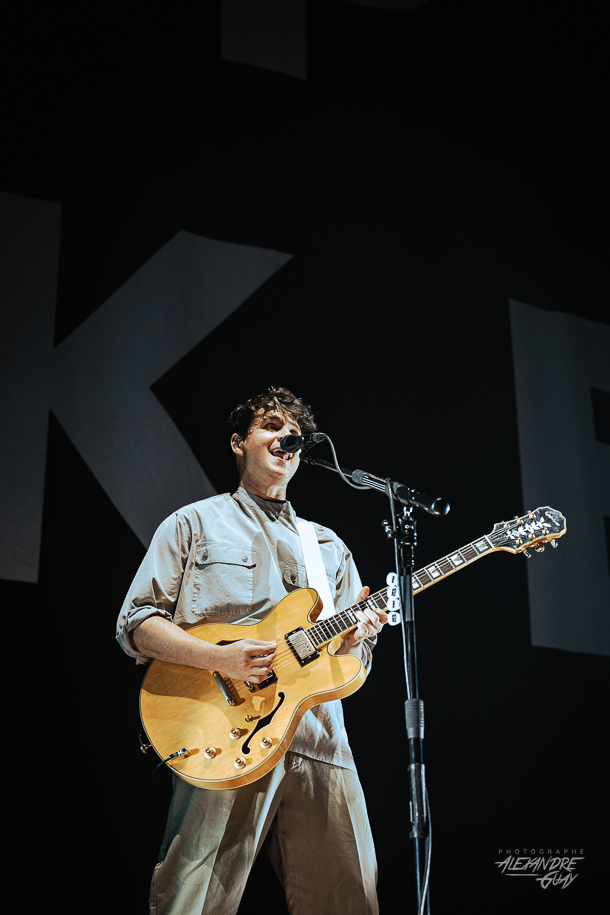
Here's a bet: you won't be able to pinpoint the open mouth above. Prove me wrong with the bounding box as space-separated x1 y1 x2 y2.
271 449 291 462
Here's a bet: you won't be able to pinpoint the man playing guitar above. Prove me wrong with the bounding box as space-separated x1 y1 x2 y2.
117 386 386 914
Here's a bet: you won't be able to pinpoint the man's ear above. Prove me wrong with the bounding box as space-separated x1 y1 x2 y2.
231 435 243 454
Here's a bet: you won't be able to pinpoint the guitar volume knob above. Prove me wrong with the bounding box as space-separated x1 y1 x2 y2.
234 757 246 769
229 728 242 739
260 736 272 749
204 747 217 759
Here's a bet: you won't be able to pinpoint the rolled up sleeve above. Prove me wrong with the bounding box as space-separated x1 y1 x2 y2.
116 512 191 664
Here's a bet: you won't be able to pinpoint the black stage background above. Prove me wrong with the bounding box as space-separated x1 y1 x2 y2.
2 2 607 912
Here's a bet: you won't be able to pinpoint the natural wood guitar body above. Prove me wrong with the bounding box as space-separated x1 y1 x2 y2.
140 588 365 790
139 506 567 790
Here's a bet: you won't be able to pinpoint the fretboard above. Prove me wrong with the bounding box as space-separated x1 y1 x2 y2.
308 533 497 646
411 532 495 593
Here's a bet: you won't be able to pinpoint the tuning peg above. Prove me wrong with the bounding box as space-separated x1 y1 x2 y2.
550 540 558 549
534 544 545 553
523 549 531 558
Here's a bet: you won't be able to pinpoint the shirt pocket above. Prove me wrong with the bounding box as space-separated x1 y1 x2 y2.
281 559 306 593
192 541 257 621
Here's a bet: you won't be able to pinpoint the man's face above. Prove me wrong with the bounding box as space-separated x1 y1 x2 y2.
233 409 302 493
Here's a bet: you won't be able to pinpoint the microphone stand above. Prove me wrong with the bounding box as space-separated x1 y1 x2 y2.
300 445 448 915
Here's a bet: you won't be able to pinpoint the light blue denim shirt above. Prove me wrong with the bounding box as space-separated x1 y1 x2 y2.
117 487 375 770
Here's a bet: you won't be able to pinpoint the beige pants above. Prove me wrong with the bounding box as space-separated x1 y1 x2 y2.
150 752 378 915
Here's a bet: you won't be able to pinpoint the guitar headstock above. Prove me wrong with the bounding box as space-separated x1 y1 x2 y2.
489 507 567 555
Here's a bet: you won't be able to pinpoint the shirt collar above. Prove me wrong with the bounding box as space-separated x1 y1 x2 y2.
233 486 295 522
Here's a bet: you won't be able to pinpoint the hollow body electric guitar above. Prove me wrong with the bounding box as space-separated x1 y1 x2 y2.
140 506 566 790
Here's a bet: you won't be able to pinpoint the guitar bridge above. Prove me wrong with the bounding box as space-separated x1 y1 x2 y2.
212 670 237 705
285 627 320 667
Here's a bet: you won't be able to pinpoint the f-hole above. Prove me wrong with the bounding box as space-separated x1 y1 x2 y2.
241 692 286 755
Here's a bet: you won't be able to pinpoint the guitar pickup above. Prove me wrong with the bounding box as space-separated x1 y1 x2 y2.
245 669 278 691
285 627 320 667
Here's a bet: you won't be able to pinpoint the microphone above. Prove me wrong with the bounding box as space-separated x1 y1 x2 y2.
279 433 326 453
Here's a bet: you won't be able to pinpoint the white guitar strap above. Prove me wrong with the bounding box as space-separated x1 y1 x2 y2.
296 520 336 620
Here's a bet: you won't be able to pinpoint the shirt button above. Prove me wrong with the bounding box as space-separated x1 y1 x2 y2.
202 550 208 561
242 555 249 563
318 526 324 531
291 573 297 583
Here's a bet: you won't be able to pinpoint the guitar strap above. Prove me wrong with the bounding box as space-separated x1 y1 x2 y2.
296 520 336 620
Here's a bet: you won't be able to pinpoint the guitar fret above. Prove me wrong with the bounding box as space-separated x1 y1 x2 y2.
436 557 454 576
312 620 327 641
311 627 326 647
473 537 492 553
424 564 443 581
321 620 335 638
311 609 354 647
416 568 434 586
367 595 385 612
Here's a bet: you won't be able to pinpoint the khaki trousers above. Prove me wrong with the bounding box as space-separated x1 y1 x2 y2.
149 752 378 915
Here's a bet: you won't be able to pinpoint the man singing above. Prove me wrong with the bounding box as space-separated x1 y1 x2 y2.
116 386 386 914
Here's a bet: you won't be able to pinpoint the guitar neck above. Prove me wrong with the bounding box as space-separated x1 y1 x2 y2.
308 533 497 648
412 532 496 595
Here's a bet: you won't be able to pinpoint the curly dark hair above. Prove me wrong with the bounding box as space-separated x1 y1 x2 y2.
226 386 317 441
